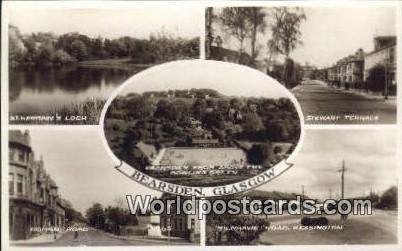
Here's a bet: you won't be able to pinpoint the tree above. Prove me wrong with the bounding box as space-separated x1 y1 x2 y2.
86 203 106 229
205 7 215 59
53 49 76 65
225 216 269 244
242 113 264 136
247 143 271 165
70 39 88 61
378 186 397 209
9 25 27 66
36 44 55 67
268 7 306 86
192 98 207 120
246 8 266 63
62 199 85 224
220 7 252 63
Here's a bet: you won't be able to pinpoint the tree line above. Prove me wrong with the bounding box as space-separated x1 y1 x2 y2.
9 25 199 68
206 7 306 88
85 202 139 235
105 89 300 168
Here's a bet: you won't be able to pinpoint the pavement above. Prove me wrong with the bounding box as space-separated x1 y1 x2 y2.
292 80 397 124
10 231 64 245
11 228 195 247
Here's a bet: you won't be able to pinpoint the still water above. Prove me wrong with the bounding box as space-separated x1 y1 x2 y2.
9 65 141 114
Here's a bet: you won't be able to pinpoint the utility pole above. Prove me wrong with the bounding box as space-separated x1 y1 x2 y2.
329 188 332 199
338 160 348 222
302 185 305 199
338 160 347 199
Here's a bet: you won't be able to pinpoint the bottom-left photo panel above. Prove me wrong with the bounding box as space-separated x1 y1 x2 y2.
7 129 201 247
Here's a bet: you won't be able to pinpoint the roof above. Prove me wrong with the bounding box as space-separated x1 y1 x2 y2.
9 130 31 148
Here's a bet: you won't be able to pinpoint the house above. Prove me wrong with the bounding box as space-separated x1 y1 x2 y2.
364 36 397 95
322 36 396 95
9 130 66 240
149 194 200 243
344 49 365 89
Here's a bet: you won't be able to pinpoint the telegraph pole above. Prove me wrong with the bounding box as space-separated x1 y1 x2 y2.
302 185 305 199
340 160 345 199
384 48 389 100
338 160 348 222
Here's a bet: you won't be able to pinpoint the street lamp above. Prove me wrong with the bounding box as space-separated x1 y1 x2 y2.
384 48 390 100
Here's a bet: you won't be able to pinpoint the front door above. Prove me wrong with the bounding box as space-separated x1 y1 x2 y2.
13 215 26 240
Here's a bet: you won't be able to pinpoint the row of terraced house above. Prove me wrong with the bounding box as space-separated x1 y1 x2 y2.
9 130 66 240
320 36 397 96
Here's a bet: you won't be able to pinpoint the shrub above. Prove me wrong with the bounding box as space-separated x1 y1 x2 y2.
301 216 328 226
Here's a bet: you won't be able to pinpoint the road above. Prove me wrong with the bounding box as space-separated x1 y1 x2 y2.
12 228 194 247
292 80 396 124
259 209 398 245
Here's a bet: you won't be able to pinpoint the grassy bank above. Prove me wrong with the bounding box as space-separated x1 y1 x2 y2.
78 58 153 71
10 98 106 125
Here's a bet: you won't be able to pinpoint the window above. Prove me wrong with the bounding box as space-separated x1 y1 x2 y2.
18 150 25 162
9 173 14 195
190 219 195 230
17 174 23 194
389 48 395 64
40 188 44 202
9 149 15 161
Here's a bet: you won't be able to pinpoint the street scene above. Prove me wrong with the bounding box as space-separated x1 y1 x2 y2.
206 7 397 124
293 80 396 124
11 226 193 247
206 130 398 245
9 130 200 246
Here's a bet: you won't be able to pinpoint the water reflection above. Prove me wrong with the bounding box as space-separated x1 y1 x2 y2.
9 66 139 114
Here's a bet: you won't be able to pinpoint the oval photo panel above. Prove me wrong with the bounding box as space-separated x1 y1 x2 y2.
101 60 304 197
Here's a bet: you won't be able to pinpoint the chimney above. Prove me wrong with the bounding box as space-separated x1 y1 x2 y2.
24 130 31 146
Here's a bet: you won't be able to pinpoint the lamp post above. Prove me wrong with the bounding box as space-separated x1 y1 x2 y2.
384 48 389 100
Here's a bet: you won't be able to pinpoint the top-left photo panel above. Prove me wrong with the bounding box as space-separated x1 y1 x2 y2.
5 3 201 125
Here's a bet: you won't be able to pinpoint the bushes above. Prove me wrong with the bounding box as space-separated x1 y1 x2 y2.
208 215 270 245
9 24 199 68
301 216 329 226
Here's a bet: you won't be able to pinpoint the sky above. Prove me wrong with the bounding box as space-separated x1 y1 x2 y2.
120 60 290 99
214 7 396 68
260 129 397 200
7 5 201 39
29 129 160 214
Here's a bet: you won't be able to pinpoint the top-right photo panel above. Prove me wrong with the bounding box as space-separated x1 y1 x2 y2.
206 7 397 124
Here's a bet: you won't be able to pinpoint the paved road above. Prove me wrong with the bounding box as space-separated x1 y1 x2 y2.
260 209 398 245
12 228 193 247
292 80 396 124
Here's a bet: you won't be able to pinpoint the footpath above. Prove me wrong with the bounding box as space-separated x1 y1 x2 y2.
10 231 64 245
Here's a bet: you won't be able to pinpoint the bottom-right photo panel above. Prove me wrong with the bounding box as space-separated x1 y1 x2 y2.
206 129 397 245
